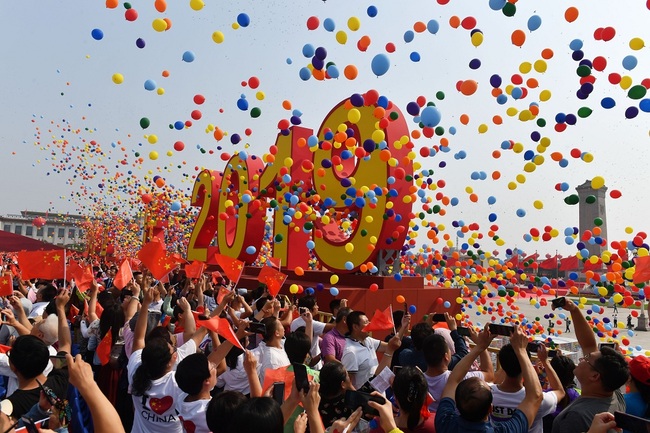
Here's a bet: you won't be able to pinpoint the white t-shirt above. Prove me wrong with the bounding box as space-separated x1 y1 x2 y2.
490 384 558 433
127 340 197 433
175 397 211 433
290 317 326 369
252 341 290 383
217 353 250 395
425 369 485 411
28 302 49 319
341 337 381 389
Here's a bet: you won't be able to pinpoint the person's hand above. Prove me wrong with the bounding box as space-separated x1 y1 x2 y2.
293 412 308 433
8 296 24 315
300 381 321 413
554 298 577 313
367 392 398 433
468 325 479 344
272 299 281 314
66 353 96 394
243 350 258 376
300 308 313 324
236 319 251 339
340 298 348 308
129 280 141 298
477 323 495 350
509 326 528 351
142 283 154 306
401 312 412 332
537 343 548 363
331 407 363 433
12 290 25 300
1 308 17 327
177 297 191 312
56 289 71 311
586 412 616 433
387 334 402 352
444 312 457 331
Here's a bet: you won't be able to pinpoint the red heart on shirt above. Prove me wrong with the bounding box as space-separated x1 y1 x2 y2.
180 417 196 433
149 396 173 415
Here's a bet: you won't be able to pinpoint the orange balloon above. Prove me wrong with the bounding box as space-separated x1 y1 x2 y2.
163 18 172 30
492 170 501 180
449 16 460 29
344 65 358 80
564 7 579 23
541 48 554 59
154 0 167 12
492 115 503 125
460 114 470 125
413 21 426 33
396 295 406 304
106 0 118 8
511 29 526 47
460 80 478 96
295 266 305 276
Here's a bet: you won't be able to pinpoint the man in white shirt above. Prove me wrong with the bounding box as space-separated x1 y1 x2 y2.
490 343 564 433
252 316 289 383
341 310 398 389
290 295 336 370
28 284 57 320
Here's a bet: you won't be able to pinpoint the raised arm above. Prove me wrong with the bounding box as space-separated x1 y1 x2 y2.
243 349 263 398
510 327 543 428
537 345 565 401
177 297 196 343
132 277 154 353
55 289 72 354
556 298 597 355
123 280 141 323
440 324 494 401
87 280 100 323
8 295 32 331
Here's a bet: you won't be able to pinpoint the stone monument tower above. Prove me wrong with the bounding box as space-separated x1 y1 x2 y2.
575 180 608 258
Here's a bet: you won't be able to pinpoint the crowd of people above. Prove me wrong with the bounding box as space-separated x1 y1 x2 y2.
0 263 647 433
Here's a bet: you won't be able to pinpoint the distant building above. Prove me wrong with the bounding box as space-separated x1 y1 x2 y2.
576 180 608 258
0 211 84 247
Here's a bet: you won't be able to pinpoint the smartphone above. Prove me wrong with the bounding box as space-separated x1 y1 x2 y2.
344 390 386 417
457 326 471 337
548 350 558 358
247 322 266 335
551 297 566 309
431 313 446 322
392 365 403 374
299 307 309 315
237 288 248 296
599 343 616 350
293 362 310 393
272 382 285 404
527 342 540 353
489 323 515 336
614 411 650 433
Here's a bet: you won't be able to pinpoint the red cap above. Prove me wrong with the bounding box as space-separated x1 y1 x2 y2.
629 355 650 384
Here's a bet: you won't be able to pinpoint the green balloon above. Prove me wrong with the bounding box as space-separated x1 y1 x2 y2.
585 195 596 204
576 65 592 77
594 217 603 226
434 126 445 136
250 107 261 118
389 111 399 120
536 118 546 127
140 117 150 129
628 85 647 100
577 107 593 118
436 91 445 100
564 194 579 205
502 2 516 16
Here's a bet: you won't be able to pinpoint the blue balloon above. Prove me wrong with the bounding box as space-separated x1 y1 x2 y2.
420 106 441 127
404 30 415 43
136 38 146 48
302 44 315 58
170 201 181 212
488 0 507 10
427 19 440 34
516 208 526 217
496 94 508 104
487 196 497 205
527 15 541 32
623 55 638 71
144 79 157 91
511 87 523 99
367 5 378 17
182 51 195 62
640 99 650 113
490 74 502 88
298 67 311 81
91 28 104 40
371 54 390 76
236 13 250 27
569 39 583 51
245 246 256 255
601 97 616 109
326 65 339 79
174 120 184 130
237 97 249 111
323 18 335 32
330 286 340 296
469 58 481 69
409 305 417 314
410 52 421 62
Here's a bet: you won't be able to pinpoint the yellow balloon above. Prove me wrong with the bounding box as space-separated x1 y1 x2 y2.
506 107 518 117
516 174 526 184
539 90 552 101
626 226 634 234
523 162 536 173
598 287 608 297
507 182 517 190
347 108 361 124
512 142 524 153
112 73 124 84
152 18 168 32
212 31 225 43
533 200 543 209
347 16 361 31
639 248 649 257
330 275 339 284
471 32 484 47
256 91 265 101
613 293 623 303
519 62 532 74
620 75 633 90
157 88 165 95
290 284 299 294
534 60 547 73
630 37 645 51
190 0 204 10
148 134 158 144
336 30 348 44
591 176 605 189
582 152 594 163
371 129 385 143
149 151 159 160
478 124 488 133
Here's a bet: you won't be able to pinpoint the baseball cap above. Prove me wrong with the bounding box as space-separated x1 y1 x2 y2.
629 355 650 384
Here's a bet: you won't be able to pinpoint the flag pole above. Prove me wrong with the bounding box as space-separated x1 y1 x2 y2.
389 304 396 335
63 249 67 290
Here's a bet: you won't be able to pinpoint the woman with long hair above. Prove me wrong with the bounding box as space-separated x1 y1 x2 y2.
389 366 435 432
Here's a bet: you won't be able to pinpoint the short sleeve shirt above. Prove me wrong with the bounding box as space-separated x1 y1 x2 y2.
551 391 625 433
490 385 558 433
341 337 380 389
435 397 528 433
426 370 485 411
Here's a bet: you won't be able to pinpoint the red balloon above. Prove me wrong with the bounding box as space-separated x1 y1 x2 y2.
248 76 260 89
592 56 607 71
173 141 185 151
124 8 138 21
193 94 205 104
461 16 477 30
602 27 616 42
191 110 202 120
306 16 319 30
593 28 604 41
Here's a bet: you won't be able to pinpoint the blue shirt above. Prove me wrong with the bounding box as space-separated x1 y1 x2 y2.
624 392 649 433
435 397 528 433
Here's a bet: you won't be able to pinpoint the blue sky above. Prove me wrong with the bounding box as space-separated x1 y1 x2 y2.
1 0 649 256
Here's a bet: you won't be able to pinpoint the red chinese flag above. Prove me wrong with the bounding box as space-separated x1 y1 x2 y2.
96 329 112 366
66 261 94 292
138 240 176 280
211 271 222 285
95 301 104 319
184 261 205 279
634 256 650 284
0 276 12 297
17 251 65 280
363 307 395 332
68 304 80 323
262 367 294 401
257 266 287 297
267 257 282 269
216 286 231 305
213 254 245 284
196 317 244 350
559 255 580 271
0 344 11 354
113 259 133 290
